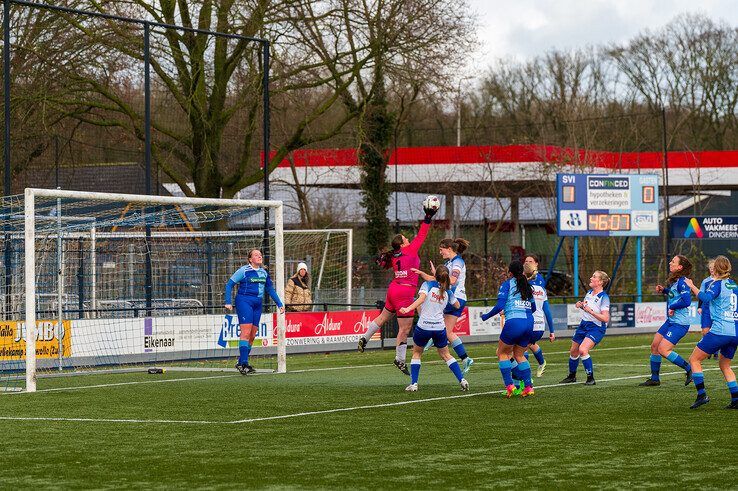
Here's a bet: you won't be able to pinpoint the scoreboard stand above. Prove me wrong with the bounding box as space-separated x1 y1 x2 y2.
550 173 660 300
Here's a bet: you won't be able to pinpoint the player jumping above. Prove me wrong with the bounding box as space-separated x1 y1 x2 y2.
357 202 438 375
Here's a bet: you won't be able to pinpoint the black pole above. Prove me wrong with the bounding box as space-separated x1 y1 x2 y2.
4 0 11 195
54 135 59 188
3 0 12 319
77 236 84 319
660 107 670 266
143 23 153 315
262 41 270 265
144 22 152 196
205 238 213 314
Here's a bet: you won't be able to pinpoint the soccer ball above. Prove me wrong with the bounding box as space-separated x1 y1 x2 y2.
423 195 441 211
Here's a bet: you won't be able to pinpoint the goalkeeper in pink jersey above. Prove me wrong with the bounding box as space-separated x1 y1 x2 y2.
357 202 438 375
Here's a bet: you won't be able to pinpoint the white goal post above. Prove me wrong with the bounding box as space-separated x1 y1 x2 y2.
22 188 287 392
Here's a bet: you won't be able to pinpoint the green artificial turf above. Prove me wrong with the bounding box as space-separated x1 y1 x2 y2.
1 333 736 489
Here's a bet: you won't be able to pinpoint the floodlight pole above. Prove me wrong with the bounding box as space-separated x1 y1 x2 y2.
143 22 153 315
3 0 12 321
262 41 271 266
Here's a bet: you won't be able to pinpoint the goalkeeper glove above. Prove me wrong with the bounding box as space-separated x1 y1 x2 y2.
423 206 438 223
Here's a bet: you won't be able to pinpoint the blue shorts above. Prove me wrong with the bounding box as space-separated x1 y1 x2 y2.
500 318 533 347
413 326 449 349
697 331 738 359
657 320 689 345
529 330 544 344
572 321 606 346
235 295 263 326
443 299 466 317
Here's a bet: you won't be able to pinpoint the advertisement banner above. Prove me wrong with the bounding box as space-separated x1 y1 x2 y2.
452 308 471 336
670 216 738 240
634 302 700 328
466 307 502 336
217 314 275 349
0 320 72 360
282 310 381 346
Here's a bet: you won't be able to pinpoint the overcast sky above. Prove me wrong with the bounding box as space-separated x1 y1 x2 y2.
467 0 738 69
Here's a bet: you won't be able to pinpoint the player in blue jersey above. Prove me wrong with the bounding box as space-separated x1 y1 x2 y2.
639 255 694 387
414 238 474 374
524 254 555 377
683 256 738 409
224 249 285 375
399 265 469 392
560 271 611 386
480 260 537 398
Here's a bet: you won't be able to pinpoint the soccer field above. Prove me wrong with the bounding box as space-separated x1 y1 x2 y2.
2 332 736 489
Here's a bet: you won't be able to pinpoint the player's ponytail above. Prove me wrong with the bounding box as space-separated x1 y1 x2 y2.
510 260 533 301
439 237 469 255
376 234 405 269
435 265 451 300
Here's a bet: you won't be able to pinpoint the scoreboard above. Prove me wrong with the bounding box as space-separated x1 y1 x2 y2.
556 174 660 237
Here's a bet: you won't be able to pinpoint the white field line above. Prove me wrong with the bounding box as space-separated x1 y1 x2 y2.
289 342 698 373
0 368 719 426
2 374 239 396
228 368 714 424
1 340 699 395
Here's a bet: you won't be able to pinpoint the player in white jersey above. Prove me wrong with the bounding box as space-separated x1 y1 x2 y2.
413 238 474 374
560 271 611 386
399 265 469 392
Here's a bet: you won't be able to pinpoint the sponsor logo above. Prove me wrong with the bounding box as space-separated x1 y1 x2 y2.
567 212 582 228
315 314 343 335
633 212 656 229
144 336 175 349
684 217 704 238
587 177 629 189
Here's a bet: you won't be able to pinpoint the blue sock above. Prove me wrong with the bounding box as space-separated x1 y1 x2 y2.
666 351 689 371
650 354 662 381
694 372 705 397
447 358 463 382
510 359 522 381
451 338 468 360
518 360 532 388
524 351 530 360
238 340 251 365
499 359 513 386
582 354 593 376
569 356 580 374
533 347 544 365
410 359 421 385
727 380 738 402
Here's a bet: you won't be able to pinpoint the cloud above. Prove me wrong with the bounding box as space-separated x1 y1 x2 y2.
466 0 738 68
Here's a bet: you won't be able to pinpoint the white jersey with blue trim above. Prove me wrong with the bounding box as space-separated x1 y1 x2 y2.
531 284 548 332
417 281 457 331
581 290 610 328
445 255 467 301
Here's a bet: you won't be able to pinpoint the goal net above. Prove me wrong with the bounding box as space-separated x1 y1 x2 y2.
0 188 297 392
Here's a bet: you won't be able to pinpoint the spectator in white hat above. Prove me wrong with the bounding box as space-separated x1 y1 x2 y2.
285 262 312 312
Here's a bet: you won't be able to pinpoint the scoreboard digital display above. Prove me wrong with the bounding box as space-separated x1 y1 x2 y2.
556 174 660 237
